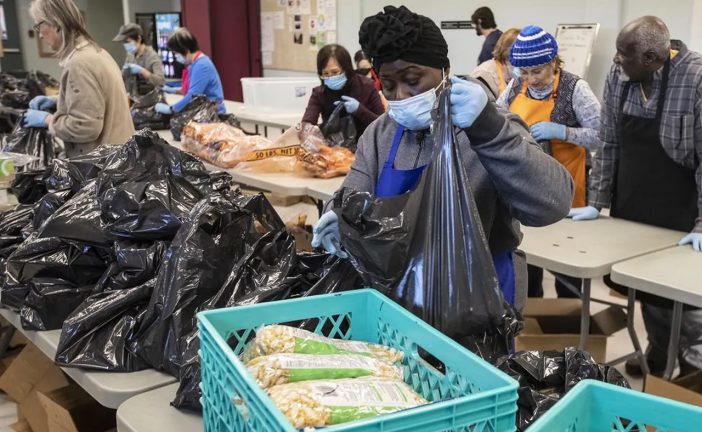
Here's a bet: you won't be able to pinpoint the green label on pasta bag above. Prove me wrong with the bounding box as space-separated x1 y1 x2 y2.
294 338 372 357
0 159 14 177
329 406 403 425
288 368 372 382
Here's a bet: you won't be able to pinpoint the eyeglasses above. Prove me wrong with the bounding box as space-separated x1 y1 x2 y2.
32 21 46 33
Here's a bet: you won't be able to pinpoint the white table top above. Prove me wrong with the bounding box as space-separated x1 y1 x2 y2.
164 94 302 129
519 217 685 278
610 246 702 308
0 308 176 409
116 383 202 432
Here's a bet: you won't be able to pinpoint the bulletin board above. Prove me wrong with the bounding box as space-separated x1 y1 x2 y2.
260 0 338 72
555 23 600 79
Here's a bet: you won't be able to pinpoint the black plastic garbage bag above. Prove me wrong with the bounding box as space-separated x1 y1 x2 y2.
0 90 31 109
496 348 630 431
97 130 232 240
38 181 111 247
130 88 164 110
31 190 72 230
43 145 121 195
20 278 94 330
11 169 48 204
55 280 154 372
169 96 219 141
134 192 267 375
94 240 168 292
334 88 517 358
23 70 59 99
320 103 358 152
132 109 171 131
1 122 57 170
0 107 22 134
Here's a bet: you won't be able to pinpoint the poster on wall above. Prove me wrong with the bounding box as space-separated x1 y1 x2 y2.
0 6 7 40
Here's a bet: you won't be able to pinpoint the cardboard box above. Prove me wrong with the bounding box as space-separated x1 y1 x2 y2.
37 383 116 432
645 371 702 407
515 298 627 362
0 343 70 432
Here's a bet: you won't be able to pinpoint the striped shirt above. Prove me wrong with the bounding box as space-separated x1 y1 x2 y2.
589 40 702 232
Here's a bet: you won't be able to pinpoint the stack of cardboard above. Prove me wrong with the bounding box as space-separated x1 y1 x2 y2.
0 343 116 432
515 298 627 362
645 371 702 407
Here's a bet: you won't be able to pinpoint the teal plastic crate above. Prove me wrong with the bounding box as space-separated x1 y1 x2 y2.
198 288 518 431
527 380 702 431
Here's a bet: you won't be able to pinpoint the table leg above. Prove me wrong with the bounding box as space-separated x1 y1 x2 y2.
264 126 269 137
578 278 592 350
626 288 650 376
316 199 323 217
663 301 683 380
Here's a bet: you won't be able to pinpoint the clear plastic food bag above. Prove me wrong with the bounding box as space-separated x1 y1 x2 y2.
241 324 403 364
246 353 402 388
266 377 427 429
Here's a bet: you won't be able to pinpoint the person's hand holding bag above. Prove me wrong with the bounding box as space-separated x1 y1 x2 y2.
311 211 348 259
449 76 488 129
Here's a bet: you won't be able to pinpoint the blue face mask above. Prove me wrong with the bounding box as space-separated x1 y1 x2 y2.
323 73 347 91
387 76 446 130
123 42 137 55
175 53 187 65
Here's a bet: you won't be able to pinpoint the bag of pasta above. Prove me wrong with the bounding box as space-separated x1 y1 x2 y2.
266 377 427 429
241 324 403 364
246 353 402 388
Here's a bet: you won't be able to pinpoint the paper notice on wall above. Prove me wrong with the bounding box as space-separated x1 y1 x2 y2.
262 51 273 66
273 11 285 30
324 0 336 30
308 17 317 32
261 13 275 52
326 30 337 44
287 0 301 15
300 0 311 15
277 0 286 7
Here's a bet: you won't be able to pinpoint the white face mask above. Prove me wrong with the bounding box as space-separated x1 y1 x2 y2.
387 73 447 130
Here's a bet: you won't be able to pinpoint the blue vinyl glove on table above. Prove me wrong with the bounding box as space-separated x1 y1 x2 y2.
567 206 600 221
449 76 488 129
22 110 49 128
161 85 181 94
531 121 567 141
334 95 360 114
679 233 702 252
154 102 172 115
124 63 144 75
311 211 347 259
28 95 56 111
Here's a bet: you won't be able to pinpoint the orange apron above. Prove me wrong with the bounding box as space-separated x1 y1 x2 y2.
508 72 587 207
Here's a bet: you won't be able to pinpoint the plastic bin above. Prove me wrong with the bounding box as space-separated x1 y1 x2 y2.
527 380 702 431
240 77 319 115
198 289 518 432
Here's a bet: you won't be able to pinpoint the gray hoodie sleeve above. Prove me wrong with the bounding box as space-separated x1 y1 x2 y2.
463 101 574 226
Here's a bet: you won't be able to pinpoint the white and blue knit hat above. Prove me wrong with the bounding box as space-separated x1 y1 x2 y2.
509 25 558 68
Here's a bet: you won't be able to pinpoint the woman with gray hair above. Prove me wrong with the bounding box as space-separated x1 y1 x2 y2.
23 0 134 157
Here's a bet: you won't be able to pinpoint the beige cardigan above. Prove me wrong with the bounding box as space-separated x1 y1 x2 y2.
49 38 135 157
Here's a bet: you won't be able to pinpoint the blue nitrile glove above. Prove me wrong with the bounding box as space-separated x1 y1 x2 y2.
567 206 600 221
22 110 49 128
449 76 488 129
311 211 348 259
28 95 56 111
531 121 567 141
161 85 181 94
334 95 360 114
124 63 144 75
679 232 702 252
154 102 172 115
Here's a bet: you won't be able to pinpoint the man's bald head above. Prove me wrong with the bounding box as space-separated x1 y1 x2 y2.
615 16 670 82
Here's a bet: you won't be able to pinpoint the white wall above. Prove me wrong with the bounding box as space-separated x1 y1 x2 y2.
263 0 697 100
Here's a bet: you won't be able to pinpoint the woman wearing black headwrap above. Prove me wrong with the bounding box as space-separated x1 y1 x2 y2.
312 6 574 312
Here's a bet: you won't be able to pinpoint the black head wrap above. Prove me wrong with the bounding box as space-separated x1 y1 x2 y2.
358 5 450 71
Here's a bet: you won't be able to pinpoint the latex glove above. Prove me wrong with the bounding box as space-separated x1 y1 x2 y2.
154 102 172 115
567 206 600 221
22 110 49 128
311 211 348 259
124 63 144 75
679 232 702 252
449 76 488 129
28 95 56 111
334 95 360 114
531 121 566 141
161 85 181 94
